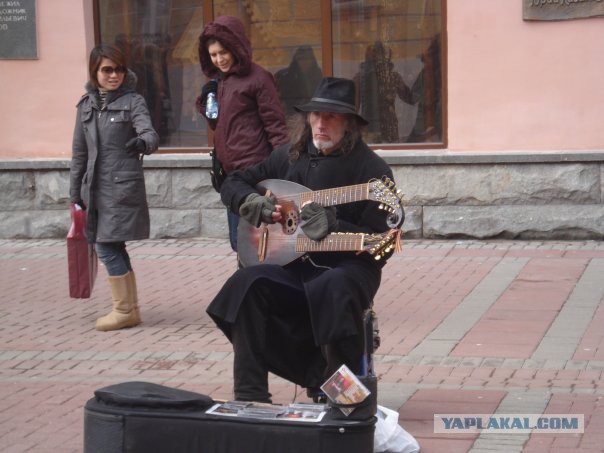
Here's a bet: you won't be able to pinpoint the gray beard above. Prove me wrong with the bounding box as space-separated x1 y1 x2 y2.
312 139 335 151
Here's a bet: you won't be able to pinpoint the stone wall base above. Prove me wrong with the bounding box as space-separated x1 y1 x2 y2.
1 151 602 240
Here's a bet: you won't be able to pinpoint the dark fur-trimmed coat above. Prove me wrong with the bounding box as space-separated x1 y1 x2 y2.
70 71 158 243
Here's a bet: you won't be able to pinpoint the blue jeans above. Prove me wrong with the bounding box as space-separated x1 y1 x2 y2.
227 210 239 252
95 242 132 276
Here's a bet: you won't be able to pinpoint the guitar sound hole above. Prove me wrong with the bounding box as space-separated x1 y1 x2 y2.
282 211 298 235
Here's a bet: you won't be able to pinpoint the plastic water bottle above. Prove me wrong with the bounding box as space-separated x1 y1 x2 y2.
205 92 218 119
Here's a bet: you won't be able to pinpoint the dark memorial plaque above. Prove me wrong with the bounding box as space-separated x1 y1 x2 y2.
0 0 37 59
524 0 604 21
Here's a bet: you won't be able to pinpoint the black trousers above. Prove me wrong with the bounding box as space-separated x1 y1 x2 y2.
231 282 363 402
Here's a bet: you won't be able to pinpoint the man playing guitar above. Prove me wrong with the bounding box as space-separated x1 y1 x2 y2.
206 77 404 403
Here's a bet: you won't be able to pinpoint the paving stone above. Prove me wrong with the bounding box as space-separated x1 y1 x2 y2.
50 351 77 361
166 351 190 361
0 351 22 360
481 358 506 368
90 351 115 361
13 351 40 360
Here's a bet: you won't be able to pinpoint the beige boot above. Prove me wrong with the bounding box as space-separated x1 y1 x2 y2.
126 271 141 324
95 273 140 331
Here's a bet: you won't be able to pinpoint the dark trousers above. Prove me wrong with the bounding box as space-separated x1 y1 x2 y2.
95 242 132 276
231 283 364 402
232 284 271 402
226 210 239 252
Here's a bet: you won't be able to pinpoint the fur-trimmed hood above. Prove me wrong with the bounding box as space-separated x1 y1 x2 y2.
198 15 252 78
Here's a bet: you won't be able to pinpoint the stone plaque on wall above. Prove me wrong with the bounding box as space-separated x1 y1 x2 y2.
523 0 604 21
0 0 37 59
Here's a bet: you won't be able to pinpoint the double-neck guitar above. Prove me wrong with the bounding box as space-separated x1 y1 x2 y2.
237 178 405 268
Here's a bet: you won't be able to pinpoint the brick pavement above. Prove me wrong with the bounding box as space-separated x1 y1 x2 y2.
1 238 604 452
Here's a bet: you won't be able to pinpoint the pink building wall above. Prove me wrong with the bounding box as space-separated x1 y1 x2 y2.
0 0 602 158
0 0 93 158
448 0 604 151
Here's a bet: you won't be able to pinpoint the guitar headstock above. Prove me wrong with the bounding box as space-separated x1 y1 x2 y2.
312 230 402 260
363 230 402 261
368 177 405 229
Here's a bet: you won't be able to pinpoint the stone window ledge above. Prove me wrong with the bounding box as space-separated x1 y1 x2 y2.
1 149 603 171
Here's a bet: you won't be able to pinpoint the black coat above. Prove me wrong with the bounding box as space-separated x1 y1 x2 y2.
207 139 398 388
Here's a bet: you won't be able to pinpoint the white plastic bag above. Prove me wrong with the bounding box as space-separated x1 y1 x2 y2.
374 405 420 453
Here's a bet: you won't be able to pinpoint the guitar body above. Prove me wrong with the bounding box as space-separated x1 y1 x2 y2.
237 179 311 268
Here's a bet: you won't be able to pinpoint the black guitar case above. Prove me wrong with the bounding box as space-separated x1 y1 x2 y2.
83 381 375 453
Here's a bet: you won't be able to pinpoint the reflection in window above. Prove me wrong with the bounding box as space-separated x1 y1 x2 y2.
275 46 323 117
97 1 207 147
96 0 443 148
332 0 442 144
213 0 323 120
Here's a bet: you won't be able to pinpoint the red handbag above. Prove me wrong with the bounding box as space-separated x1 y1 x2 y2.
67 203 98 298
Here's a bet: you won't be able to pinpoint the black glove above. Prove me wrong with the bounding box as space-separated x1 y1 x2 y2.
239 193 277 227
125 137 146 157
300 202 338 241
201 79 218 105
73 199 86 210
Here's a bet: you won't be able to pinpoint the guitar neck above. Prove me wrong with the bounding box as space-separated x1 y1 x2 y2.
296 183 369 207
295 233 365 253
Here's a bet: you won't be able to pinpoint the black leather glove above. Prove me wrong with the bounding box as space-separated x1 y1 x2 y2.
300 202 338 241
200 79 218 105
125 137 146 157
239 193 277 227
73 199 86 210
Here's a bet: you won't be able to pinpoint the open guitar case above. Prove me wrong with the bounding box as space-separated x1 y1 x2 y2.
84 381 376 453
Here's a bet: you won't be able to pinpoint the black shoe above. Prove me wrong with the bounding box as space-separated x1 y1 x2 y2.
234 396 273 404
306 387 327 403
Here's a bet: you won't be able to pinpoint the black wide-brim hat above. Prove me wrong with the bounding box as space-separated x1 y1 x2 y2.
294 77 368 125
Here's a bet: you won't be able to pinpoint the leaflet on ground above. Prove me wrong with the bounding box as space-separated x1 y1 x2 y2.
320 364 371 416
206 401 327 422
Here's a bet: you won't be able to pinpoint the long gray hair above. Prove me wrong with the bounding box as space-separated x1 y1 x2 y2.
288 113 365 162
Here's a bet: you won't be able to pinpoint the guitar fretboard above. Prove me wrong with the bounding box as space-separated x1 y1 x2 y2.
295 233 365 252
296 183 369 207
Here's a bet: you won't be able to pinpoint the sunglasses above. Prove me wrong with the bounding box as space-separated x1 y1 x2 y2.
99 65 126 75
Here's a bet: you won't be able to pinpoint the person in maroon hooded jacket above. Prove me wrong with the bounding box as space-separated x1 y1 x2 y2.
196 16 289 252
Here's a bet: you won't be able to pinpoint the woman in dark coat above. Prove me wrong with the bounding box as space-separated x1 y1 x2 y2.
196 15 289 251
70 44 159 331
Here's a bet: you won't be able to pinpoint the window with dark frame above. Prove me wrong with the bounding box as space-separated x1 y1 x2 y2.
94 0 444 151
